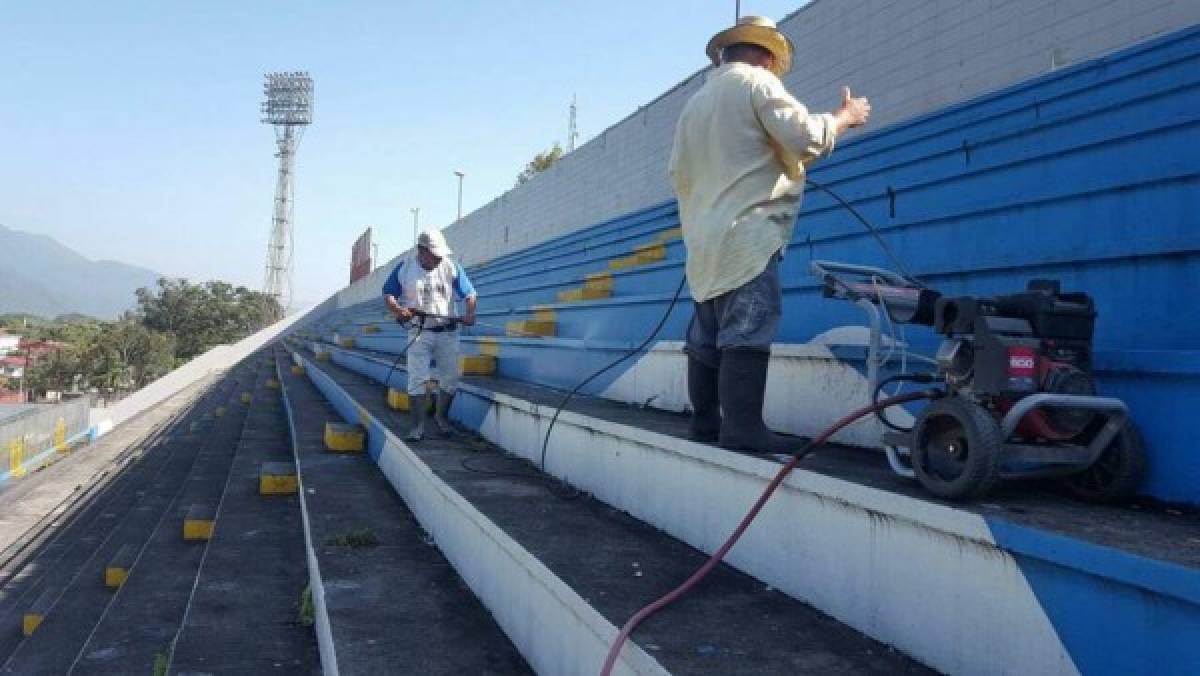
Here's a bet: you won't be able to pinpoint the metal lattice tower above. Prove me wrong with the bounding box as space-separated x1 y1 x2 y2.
260 71 313 310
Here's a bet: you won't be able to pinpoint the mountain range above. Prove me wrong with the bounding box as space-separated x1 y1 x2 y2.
0 224 164 319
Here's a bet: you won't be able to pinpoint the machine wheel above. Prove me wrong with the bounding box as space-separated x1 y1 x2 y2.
1062 421 1147 503
911 397 1004 500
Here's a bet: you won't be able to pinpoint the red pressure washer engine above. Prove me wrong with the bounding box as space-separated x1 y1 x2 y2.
811 261 1146 502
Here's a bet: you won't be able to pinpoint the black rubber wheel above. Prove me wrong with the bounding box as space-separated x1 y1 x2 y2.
1062 421 1147 503
911 397 1004 500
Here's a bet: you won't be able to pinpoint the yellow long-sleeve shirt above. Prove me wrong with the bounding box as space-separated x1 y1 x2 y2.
669 62 838 302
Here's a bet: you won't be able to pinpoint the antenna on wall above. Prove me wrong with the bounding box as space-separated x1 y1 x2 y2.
567 94 579 152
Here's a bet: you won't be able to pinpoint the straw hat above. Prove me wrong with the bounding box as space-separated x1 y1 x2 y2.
705 15 793 77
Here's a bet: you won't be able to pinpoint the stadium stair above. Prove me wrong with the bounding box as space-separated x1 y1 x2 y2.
285 344 932 675
0 354 320 674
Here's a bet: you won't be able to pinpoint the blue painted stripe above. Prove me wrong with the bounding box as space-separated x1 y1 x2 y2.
987 517 1200 676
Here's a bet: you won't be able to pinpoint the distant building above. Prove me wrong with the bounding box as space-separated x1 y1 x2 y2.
0 356 27 379
0 332 18 356
17 339 67 359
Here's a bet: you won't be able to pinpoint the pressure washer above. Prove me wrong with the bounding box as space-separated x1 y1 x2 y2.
810 259 1146 502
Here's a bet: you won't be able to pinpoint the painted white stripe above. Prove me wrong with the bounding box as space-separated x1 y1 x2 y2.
277 362 339 676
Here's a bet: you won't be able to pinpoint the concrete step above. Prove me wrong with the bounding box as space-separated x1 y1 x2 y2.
168 351 318 674
69 361 278 674
292 348 933 675
276 350 531 675
0 377 248 667
0 366 259 673
310 339 1200 676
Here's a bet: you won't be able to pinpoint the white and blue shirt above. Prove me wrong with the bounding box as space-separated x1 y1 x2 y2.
382 254 476 327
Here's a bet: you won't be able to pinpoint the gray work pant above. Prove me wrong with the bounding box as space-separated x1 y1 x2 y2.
684 255 782 368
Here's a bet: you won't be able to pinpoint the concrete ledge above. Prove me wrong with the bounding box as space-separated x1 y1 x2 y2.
297 353 668 676
449 379 1200 676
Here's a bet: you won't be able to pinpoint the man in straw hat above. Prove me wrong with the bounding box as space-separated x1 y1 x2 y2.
670 15 871 454
382 228 478 441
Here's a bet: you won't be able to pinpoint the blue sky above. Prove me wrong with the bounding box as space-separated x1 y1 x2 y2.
0 1 804 306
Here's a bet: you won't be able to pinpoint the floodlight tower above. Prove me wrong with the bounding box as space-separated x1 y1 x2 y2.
260 71 313 310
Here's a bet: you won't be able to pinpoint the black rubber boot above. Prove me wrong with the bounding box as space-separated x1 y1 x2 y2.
687 356 721 443
717 349 795 455
433 390 455 437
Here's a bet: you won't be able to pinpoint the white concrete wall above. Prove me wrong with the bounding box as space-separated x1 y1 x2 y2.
90 309 310 433
425 0 1200 268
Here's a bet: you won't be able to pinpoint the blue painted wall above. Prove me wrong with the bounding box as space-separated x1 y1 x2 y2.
316 25 1200 504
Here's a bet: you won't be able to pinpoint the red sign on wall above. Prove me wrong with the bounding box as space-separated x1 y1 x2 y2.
350 227 373 283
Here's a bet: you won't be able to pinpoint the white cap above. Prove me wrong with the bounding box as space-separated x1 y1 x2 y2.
417 229 453 257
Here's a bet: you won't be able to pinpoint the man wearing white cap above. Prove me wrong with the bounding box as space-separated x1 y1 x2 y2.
382 228 478 441
670 16 871 454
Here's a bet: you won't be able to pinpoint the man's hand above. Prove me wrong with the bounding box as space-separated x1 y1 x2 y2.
461 311 476 327
391 305 415 322
834 86 871 135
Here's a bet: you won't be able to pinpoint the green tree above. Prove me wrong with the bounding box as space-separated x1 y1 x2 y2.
136 278 281 360
24 346 81 397
516 142 564 186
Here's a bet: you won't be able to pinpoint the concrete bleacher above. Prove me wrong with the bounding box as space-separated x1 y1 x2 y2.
282 27 1200 675
0 353 323 674
0 18 1192 676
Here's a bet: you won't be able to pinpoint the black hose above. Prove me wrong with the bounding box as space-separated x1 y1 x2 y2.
538 275 689 482
380 318 423 397
805 177 925 288
872 372 937 432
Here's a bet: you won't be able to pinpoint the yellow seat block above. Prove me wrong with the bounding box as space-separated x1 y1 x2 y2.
362 324 380 334
506 320 556 337
634 242 666 263
584 271 613 292
183 518 214 541
106 543 137 588
477 337 501 357
337 337 356 348
240 392 252 404
608 256 636 270
291 364 305 376
460 355 496 376
557 287 611 303
266 378 280 390
259 461 298 495
214 407 226 418
532 307 556 322
315 351 331 362
387 388 411 411
324 422 365 452
657 226 683 242
105 566 129 589
22 613 42 637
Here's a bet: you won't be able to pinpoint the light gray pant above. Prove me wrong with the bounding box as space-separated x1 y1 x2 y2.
685 255 782 368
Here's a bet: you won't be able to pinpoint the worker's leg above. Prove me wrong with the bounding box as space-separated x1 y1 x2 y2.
431 330 461 435
406 330 435 441
684 302 721 442
713 256 791 454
